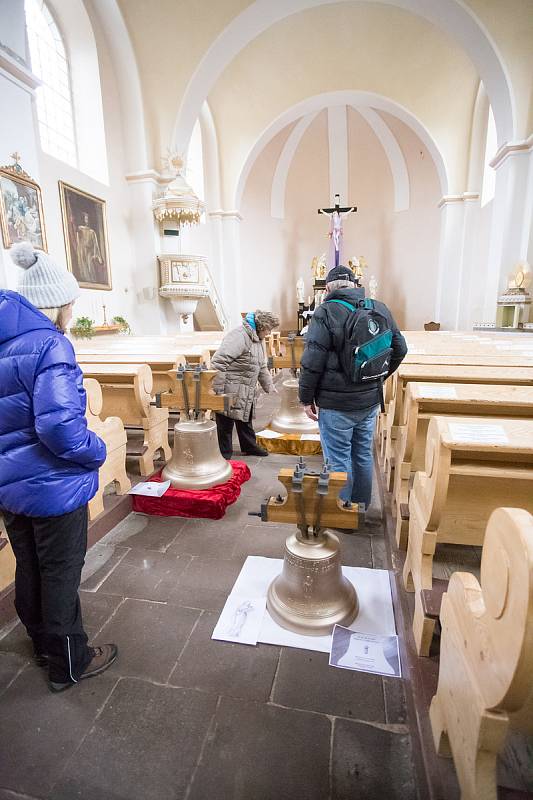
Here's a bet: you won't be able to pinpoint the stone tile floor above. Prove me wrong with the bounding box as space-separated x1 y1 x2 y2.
0 392 418 800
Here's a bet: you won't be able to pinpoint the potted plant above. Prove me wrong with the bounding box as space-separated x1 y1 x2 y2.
70 316 95 339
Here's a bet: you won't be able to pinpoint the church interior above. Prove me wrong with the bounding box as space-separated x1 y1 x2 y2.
0 0 532 798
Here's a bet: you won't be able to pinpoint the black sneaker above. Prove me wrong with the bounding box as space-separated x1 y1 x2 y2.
49 644 118 693
241 447 269 457
34 652 49 669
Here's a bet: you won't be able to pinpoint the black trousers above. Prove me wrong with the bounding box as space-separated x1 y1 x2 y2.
215 411 258 458
3 505 92 683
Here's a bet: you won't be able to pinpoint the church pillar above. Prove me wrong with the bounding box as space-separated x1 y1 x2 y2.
434 193 479 330
482 139 533 321
455 194 482 329
124 171 165 332
218 210 243 327
207 210 225 299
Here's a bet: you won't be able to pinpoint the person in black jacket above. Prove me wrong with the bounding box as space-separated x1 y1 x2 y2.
299 266 407 510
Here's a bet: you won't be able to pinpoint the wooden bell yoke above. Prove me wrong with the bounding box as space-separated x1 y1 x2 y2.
154 363 230 415
261 457 361 532
267 334 305 371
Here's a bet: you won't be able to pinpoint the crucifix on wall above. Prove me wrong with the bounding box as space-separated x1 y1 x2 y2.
318 193 357 269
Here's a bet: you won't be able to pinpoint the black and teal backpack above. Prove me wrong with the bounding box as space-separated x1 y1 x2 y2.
325 297 393 384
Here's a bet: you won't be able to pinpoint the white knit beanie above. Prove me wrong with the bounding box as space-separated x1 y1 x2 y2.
11 242 80 308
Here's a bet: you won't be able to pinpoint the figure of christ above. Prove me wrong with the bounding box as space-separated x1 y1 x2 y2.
225 600 254 638
76 212 103 283
318 194 357 269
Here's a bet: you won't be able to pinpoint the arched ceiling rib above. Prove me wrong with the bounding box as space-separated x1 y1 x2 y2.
173 0 515 155
271 113 318 219
236 90 447 211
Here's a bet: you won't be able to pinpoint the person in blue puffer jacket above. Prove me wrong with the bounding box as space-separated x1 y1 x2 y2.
0 242 118 692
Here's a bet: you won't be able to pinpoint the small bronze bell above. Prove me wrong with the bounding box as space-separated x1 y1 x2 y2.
267 528 358 636
162 418 232 489
270 378 319 434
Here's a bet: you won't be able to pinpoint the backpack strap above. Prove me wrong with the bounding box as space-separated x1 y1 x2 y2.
324 299 357 312
362 298 374 310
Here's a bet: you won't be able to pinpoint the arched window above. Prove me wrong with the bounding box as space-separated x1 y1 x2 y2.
481 105 497 207
25 0 77 167
186 119 205 204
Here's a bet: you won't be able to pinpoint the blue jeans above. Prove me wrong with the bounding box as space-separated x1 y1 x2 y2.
318 405 379 508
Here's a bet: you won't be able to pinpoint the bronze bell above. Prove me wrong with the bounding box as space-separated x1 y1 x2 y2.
270 377 319 434
162 418 233 489
267 529 358 636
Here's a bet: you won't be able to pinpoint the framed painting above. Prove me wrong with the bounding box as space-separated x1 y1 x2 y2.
0 164 47 250
171 260 200 283
59 181 111 290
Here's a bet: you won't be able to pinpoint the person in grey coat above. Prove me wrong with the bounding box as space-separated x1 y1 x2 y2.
211 310 280 458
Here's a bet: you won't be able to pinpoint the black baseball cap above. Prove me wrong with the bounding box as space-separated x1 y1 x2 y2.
325 265 356 284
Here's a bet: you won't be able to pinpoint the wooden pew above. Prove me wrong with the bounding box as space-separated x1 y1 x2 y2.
0 515 15 597
268 335 305 370
83 378 131 520
429 507 533 800
383 363 533 488
402 415 533 656
392 383 533 547
80 363 171 476
77 354 188 394
377 330 533 470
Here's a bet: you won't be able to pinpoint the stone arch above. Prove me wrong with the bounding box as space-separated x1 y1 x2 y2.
234 90 447 210
172 0 515 156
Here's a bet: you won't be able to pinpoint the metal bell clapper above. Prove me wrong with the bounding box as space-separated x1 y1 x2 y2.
266 460 358 636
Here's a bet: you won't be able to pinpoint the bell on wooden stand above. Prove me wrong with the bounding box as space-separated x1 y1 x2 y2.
162 416 232 489
270 376 319 434
158 363 233 490
266 460 358 636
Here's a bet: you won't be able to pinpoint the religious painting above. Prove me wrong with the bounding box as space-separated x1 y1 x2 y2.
59 181 111 290
0 164 47 250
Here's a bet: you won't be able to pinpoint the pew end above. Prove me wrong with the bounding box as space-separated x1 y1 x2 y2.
429 507 533 800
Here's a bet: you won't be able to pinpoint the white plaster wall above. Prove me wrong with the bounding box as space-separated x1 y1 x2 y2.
379 111 441 329
239 107 441 330
0 2 162 335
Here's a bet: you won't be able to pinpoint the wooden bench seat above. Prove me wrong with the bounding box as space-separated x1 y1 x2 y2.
77 354 188 394
0 516 15 597
80 363 172 476
392 383 533 547
429 507 533 800
402 415 533 656
83 378 131 520
383 364 533 488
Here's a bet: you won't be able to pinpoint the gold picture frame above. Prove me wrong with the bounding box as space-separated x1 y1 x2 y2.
0 164 47 250
59 181 112 290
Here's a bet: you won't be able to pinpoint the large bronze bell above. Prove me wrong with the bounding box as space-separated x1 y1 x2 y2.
270 377 319 434
267 529 358 636
162 418 232 489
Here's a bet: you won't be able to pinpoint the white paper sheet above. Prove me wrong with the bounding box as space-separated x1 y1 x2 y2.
211 595 267 645
417 384 457 399
216 556 395 654
256 429 283 439
329 626 401 678
128 480 171 497
447 422 509 444
301 433 321 441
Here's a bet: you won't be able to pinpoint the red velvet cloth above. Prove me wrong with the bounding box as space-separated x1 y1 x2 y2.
131 461 251 520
